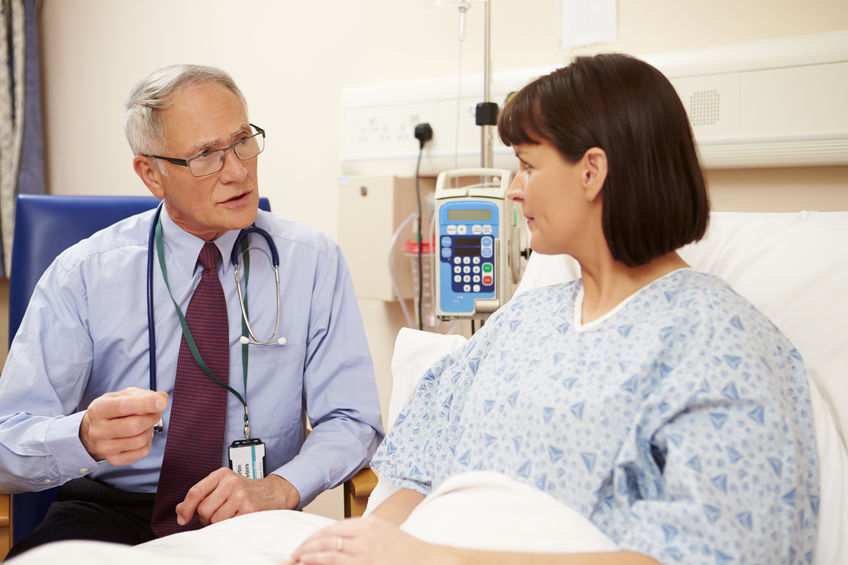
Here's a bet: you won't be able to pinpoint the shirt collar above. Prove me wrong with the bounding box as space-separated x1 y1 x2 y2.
160 203 242 276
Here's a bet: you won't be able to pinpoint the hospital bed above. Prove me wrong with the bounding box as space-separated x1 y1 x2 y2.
365 210 848 564
3 210 846 564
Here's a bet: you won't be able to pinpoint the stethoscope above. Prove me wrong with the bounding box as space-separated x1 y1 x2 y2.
146 203 286 437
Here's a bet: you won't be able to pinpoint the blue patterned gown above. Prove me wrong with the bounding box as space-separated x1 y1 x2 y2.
372 269 818 564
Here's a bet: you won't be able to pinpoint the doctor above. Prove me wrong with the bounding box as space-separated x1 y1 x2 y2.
0 64 383 556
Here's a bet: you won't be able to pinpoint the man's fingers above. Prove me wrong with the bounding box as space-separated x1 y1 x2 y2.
101 387 146 399
111 413 163 438
208 495 241 524
113 392 167 417
195 481 232 524
105 441 153 466
176 468 226 525
96 428 154 456
89 413 162 440
92 391 167 420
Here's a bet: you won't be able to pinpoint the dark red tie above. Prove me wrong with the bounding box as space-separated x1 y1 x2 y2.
152 242 229 537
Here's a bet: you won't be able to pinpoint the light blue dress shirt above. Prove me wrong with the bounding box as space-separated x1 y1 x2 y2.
0 205 383 507
373 269 818 564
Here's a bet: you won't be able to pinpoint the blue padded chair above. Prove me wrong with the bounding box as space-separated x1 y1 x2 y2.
5 194 271 546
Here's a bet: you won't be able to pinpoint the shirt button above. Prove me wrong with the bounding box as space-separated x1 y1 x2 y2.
80 467 90 474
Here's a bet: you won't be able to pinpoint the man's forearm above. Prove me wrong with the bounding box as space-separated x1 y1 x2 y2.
274 419 380 508
0 411 97 493
264 473 300 509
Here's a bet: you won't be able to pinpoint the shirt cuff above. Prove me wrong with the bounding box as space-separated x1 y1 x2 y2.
273 457 329 509
44 411 99 481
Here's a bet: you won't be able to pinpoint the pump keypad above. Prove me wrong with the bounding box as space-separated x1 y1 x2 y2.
441 227 495 294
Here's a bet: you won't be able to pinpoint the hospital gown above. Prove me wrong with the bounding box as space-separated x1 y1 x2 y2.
372 269 818 564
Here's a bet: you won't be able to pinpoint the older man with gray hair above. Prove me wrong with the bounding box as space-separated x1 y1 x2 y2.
0 64 383 556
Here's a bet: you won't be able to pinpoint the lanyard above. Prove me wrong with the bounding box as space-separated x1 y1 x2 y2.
155 215 253 439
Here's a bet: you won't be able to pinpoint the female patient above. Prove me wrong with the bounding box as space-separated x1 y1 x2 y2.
292 54 818 564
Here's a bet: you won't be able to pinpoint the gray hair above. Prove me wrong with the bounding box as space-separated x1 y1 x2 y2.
125 64 247 155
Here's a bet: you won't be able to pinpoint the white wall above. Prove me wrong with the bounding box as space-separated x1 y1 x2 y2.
40 0 848 518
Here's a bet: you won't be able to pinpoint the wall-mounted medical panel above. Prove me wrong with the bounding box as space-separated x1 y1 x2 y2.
337 175 435 302
673 61 848 168
341 31 848 175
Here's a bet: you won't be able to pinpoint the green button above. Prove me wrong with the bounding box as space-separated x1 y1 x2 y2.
483 263 493 273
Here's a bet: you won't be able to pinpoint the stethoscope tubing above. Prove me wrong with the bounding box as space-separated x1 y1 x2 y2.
146 203 283 393
229 225 279 267
146 204 162 393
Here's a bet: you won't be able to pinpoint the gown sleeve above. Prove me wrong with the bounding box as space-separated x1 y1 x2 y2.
371 316 502 495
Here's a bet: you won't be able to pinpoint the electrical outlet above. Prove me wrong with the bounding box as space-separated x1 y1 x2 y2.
341 72 536 173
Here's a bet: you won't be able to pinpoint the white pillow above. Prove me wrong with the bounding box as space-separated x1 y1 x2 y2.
514 249 580 295
385 329 468 434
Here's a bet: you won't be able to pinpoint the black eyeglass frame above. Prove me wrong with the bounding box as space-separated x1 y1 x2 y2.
144 123 266 177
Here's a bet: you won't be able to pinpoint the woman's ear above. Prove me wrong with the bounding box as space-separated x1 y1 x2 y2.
581 147 608 202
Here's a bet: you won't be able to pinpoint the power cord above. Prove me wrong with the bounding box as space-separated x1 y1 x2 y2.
414 123 433 330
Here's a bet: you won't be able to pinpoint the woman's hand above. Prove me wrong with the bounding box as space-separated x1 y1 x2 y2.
289 516 445 565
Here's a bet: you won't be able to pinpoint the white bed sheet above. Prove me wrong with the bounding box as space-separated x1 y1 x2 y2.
7 511 329 565
8 472 615 564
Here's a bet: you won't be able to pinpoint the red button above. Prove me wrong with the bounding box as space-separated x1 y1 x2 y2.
482 275 493 285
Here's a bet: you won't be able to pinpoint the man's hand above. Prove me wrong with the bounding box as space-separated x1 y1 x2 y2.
176 468 301 526
79 387 168 466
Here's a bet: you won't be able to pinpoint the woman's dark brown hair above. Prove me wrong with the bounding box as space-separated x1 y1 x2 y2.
498 53 709 267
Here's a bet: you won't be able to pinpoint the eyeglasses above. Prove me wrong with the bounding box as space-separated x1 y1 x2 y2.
145 123 266 177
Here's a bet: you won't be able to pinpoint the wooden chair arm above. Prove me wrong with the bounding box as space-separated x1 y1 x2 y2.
343 467 377 518
1 493 11 560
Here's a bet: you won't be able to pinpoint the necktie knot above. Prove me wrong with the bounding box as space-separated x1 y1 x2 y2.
198 242 221 272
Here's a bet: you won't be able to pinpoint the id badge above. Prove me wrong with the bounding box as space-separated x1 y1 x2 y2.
228 438 266 480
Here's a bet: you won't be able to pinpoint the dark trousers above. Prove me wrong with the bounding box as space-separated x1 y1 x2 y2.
6 478 156 559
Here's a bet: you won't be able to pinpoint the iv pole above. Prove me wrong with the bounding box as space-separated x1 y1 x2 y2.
474 0 530 331
474 0 498 333
480 0 494 168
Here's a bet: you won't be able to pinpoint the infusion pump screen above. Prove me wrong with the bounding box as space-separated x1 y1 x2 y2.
447 209 492 221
